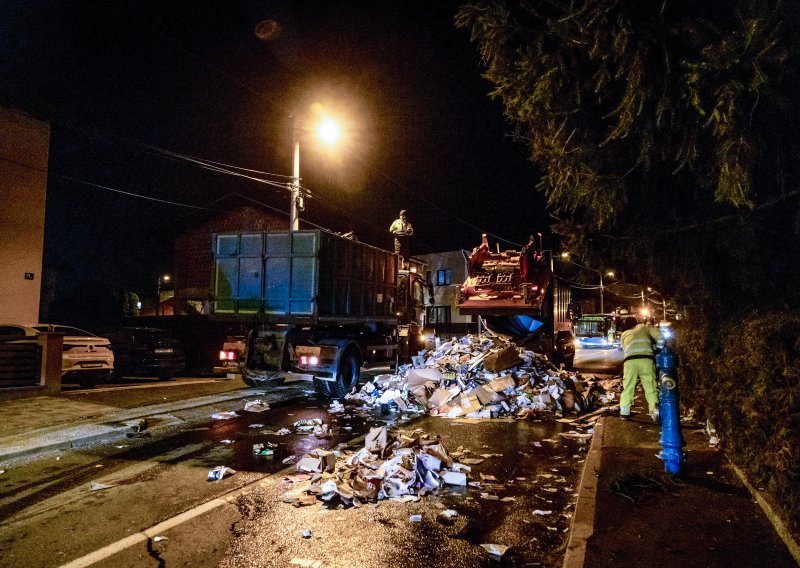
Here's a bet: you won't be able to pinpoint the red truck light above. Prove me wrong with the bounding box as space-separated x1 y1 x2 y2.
219 350 238 361
299 355 320 366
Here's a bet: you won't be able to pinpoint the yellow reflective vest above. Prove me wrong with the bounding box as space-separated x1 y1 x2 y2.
620 324 663 362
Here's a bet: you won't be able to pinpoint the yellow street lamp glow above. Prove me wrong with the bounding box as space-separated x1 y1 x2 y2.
162 275 171 282
317 118 342 145
560 252 570 259
605 270 615 278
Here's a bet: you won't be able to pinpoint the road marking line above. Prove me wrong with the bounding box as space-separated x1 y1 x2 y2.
58 427 379 568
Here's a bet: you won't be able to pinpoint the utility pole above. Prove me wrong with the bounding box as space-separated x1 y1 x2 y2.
290 129 301 232
600 272 604 314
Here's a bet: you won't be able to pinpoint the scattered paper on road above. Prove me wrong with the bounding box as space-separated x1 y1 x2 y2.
480 543 509 558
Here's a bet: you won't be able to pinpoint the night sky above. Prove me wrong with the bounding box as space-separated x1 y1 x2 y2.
1 1 549 300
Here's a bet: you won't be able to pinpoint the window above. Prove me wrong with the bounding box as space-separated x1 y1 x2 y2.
436 269 452 286
427 306 451 324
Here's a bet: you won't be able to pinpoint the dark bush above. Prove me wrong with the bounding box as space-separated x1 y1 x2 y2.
677 311 800 531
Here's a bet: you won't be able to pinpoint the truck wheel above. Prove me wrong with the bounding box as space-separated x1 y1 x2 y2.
330 350 360 399
313 377 334 398
564 355 575 371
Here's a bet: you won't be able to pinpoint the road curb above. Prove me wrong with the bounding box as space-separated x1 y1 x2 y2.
730 462 800 565
562 415 606 568
0 387 306 466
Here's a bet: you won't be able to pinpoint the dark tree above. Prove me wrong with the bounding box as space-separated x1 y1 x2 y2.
456 0 800 314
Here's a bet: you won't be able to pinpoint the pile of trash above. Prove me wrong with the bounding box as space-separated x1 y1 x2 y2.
346 335 613 420
283 426 470 507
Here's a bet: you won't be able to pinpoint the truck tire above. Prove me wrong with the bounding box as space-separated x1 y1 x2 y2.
564 355 575 371
330 349 360 399
313 377 334 398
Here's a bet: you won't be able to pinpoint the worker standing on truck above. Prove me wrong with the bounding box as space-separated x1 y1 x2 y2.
619 316 663 421
390 209 413 258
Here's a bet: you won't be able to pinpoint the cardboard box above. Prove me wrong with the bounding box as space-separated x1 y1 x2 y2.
487 375 516 393
483 346 521 372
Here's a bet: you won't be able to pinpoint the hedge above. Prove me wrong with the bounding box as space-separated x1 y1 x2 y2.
677 311 800 532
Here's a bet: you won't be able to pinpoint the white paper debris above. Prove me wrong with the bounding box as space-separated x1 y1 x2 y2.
207 466 236 481
211 411 239 420
480 543 509 558
244 399 271 413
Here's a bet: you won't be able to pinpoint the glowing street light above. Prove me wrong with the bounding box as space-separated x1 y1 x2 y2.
157 274 170 316
290 106 345 231
316 118 342 145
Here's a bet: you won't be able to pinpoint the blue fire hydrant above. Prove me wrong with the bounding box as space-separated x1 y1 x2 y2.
655 344 686 475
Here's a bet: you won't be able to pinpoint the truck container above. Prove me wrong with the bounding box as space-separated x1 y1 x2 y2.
211 230 426 396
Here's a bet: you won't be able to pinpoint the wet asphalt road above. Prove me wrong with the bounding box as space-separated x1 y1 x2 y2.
0 385 591 567
574 346 623 374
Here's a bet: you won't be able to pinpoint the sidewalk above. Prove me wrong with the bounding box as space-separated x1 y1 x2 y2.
565 395 800 567
0 379 307 465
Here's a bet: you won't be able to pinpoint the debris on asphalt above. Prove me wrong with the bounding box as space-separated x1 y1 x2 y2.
532 509 553 516
437 509 458 524
706 419 720 446
344 333 618 423
253 444 274 457
220 439 234 444
480 543 509 558
207 466 236 481
211 411 239 420
281 428 479 507
153 536 167 542
289 559 323 568
243 399 271 413
300 529 313 539
89 482 114 492
130 418 149 433
249 423 265 428
409 514 422 522
275 427 292 435
293 418 323 431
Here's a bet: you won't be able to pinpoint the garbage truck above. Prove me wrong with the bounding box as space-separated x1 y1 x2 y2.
457 234 575 369
210 230 429 397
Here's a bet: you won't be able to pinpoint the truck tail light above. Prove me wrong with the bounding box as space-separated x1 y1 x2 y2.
299 355 319 366
219 350 238 361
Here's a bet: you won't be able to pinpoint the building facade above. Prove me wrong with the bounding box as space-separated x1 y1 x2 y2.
415 250 472 325
0 107 50 324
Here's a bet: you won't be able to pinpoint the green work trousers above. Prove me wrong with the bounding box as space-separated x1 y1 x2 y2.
620 358 659 413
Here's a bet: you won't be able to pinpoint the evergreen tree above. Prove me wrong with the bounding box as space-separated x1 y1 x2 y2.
456 1 800 314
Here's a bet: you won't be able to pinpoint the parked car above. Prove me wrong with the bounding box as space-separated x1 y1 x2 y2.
553 330 576 370
0 323 114 387
104 327 185 380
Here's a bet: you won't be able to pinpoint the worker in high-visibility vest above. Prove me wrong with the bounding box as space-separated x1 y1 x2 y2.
619 316 663 420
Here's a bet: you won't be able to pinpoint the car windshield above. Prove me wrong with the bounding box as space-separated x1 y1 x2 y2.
33 325 96 337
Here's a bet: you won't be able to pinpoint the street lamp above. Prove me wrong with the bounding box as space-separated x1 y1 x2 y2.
157 274 170 316
599 270 614 314
290 108 344 231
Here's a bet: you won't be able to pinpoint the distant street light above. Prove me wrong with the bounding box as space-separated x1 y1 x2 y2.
599 270 615 314
157 274 170 316
290 106 345 231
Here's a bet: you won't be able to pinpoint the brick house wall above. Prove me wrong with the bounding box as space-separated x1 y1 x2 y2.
173 203 286 314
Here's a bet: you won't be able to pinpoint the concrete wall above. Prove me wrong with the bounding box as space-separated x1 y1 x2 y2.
0 108 50 324
415 250 472 324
